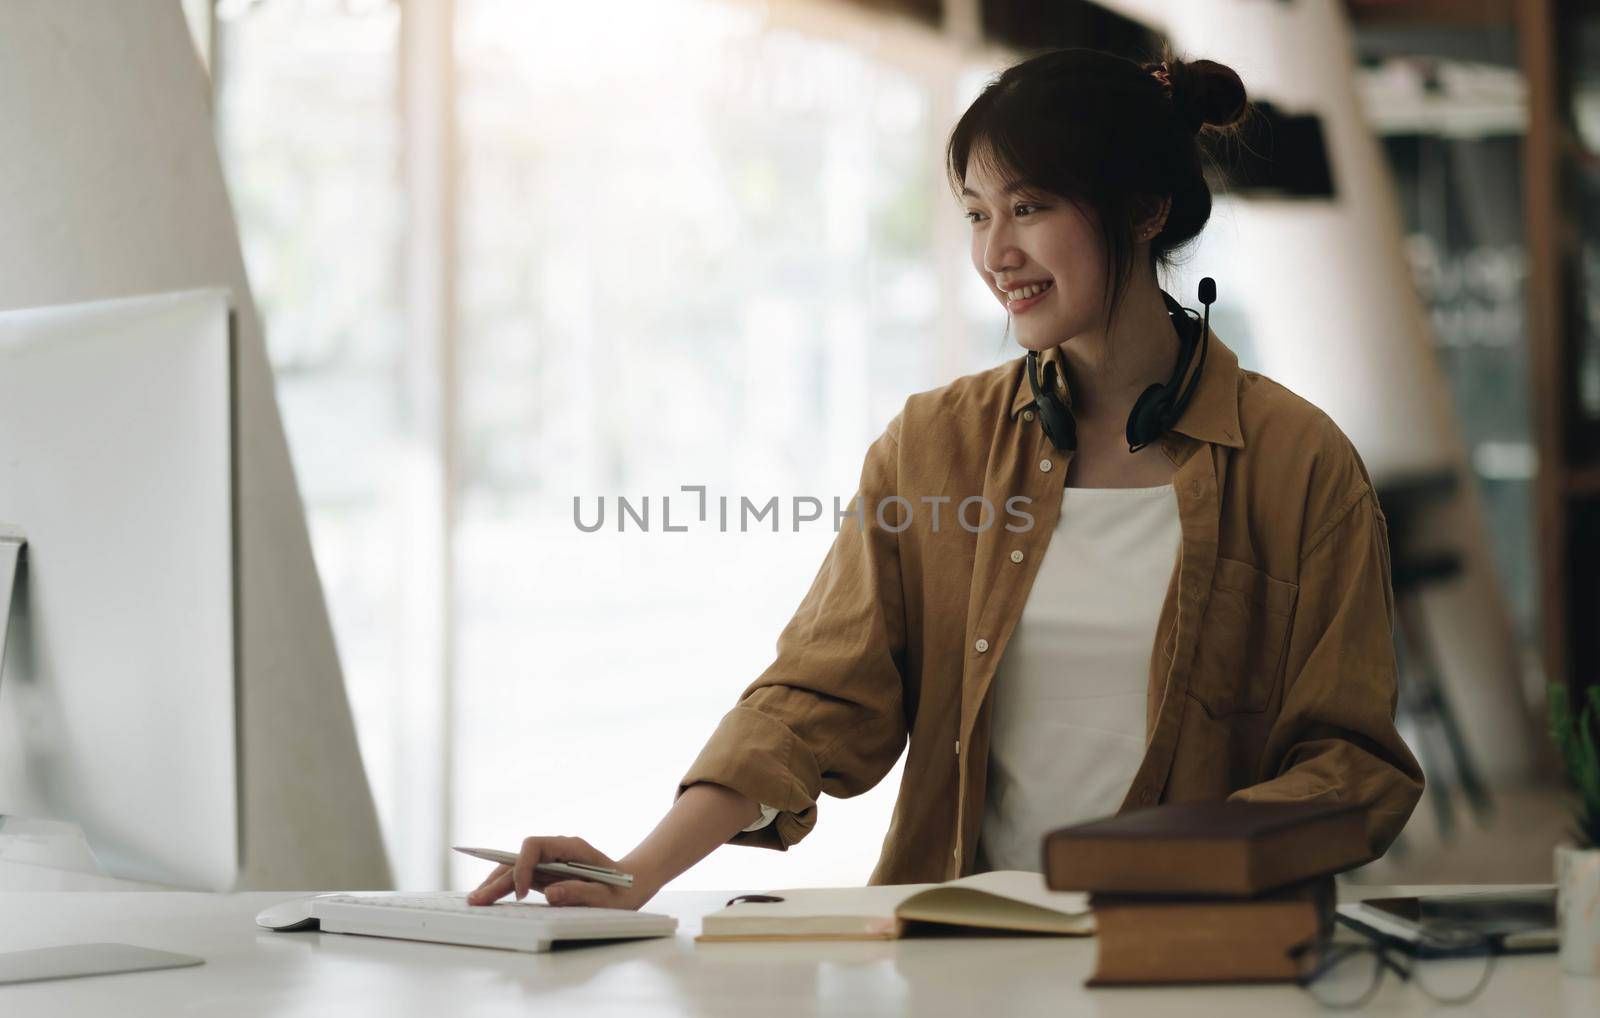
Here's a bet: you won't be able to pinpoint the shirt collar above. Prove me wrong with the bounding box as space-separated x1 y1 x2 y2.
1008 325 1245 450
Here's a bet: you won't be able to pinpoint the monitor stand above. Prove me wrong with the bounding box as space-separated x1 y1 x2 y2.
0 527 174 999
0 526 118 885
0 816 113 888
0 525 20 678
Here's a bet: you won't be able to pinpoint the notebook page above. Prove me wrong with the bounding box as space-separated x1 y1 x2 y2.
895 870 1094 934
699 882 940 939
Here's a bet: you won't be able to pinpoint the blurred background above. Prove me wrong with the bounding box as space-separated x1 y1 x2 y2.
166 0 1596 893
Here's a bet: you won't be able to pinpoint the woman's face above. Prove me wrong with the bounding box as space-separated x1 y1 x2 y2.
962 154 1108 352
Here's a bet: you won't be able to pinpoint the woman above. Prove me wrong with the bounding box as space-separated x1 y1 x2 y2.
469 47 1424 909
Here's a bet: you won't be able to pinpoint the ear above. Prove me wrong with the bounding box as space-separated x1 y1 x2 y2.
1135 195 1172 241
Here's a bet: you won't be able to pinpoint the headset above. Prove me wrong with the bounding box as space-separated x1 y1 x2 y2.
1027 277 1216 455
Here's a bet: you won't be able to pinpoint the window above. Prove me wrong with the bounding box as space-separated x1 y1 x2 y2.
213 0 986 890
213 0 417 881
453 0 958 891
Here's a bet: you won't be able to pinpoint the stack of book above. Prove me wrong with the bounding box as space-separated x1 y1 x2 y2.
1042 800 1370 985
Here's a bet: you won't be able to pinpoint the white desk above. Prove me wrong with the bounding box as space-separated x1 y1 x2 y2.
0 884 1593 1016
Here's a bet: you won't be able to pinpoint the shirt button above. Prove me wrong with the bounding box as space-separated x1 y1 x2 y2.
974 638 990 653
1023 409 1036 421
1039 458 1052 473
1009 549 1024 564
954 740 960 756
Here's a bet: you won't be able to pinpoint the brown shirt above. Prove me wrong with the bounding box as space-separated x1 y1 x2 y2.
677 330 1425 885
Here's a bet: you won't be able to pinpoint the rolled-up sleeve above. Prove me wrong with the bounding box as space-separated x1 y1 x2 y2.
676 413 911 850
1227 481 1426 862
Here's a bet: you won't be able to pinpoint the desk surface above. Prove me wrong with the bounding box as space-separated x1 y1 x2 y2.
0 884 1591 1017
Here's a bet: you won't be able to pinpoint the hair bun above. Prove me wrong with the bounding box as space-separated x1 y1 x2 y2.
1170 58 1248 134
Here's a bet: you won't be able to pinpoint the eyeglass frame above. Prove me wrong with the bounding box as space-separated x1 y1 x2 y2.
1287 913 1498 1009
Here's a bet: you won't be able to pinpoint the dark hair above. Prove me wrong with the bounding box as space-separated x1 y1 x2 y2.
947 46 1251 340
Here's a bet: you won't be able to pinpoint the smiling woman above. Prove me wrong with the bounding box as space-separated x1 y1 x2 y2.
649 45 1424 898
477 44 1426 910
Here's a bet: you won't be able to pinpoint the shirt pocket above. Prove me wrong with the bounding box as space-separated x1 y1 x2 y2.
1184 556 1299 718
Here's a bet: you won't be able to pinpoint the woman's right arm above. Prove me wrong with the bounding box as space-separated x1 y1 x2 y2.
466 781 762 909
671 411 911 853
470 411 911 908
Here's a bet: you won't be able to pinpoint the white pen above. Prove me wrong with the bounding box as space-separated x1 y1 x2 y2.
452 846 635 888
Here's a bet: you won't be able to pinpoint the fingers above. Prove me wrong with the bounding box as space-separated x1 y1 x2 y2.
468 866 512 906
512 837 545 901
467 863 509 906
467 865 559 906
474 863 509 893
543 879 608 908
489 837 618 903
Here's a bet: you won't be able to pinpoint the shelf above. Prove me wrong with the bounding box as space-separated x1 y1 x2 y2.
1346 0 1515 28
1565 465 1600 496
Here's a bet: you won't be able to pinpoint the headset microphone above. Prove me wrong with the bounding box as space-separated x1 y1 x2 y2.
1026 277 1216 456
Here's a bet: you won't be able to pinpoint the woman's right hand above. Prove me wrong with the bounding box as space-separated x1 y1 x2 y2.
465 836 657 910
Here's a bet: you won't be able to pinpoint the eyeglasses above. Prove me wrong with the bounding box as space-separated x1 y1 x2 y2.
1288 919 1496 1008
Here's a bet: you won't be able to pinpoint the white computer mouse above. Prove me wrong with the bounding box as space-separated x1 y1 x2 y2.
255 895 323 932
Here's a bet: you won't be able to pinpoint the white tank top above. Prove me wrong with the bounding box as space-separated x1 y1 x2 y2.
974 483 1181 873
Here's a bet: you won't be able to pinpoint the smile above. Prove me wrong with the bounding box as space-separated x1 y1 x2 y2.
1006 279 1053 313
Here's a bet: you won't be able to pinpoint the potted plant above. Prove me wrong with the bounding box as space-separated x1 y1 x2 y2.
1550 681 1600 976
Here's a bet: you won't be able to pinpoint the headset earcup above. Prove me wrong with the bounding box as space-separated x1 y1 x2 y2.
1025 351 1080 453
1126 383 1170 449
1039 399 1077 452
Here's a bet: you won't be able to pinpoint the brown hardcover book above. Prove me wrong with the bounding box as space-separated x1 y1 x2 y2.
1043 800 1369 896
1086 875 1335 985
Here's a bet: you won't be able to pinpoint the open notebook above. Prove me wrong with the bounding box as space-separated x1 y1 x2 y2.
696 870 1095 942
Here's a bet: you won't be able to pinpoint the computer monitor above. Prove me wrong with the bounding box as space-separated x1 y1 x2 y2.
0 288 238 891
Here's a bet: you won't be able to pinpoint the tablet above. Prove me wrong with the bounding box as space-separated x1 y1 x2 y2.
1337 887 1557 954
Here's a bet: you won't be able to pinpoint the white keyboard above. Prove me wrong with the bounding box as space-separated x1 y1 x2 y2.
311 892 678 954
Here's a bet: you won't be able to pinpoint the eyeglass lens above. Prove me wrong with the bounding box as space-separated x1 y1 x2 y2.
1301 943 1383 1009
1300 927 1495 1008
1412 928 1495 1004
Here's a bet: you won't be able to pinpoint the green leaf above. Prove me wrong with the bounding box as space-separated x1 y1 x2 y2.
1547 682 1600 849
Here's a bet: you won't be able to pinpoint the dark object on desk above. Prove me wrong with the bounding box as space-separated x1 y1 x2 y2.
1338 887 1558 955
1043 800 1369 896
724 894 785 908
1086 875 1335 985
